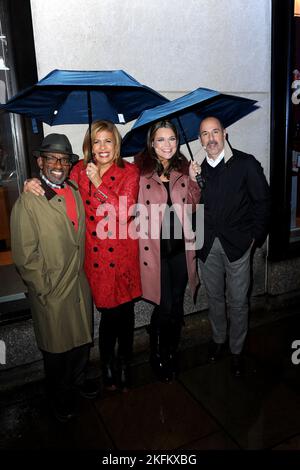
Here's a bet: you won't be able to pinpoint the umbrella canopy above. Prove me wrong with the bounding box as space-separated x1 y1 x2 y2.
0 69 169 125
121 87 259 157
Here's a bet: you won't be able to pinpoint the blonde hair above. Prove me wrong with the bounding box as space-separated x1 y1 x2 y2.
82 120 123 167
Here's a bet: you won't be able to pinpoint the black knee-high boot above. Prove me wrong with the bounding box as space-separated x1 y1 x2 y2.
167 321 182 377
148 308 165 378
149 308 182 383
98 309 118 391
158 321 182 383
148 309 159 366
117 302 135 391
148 314 172 383
158 326 173 382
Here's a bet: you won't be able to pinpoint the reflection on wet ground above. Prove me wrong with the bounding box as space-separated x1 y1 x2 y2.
0 309 300 455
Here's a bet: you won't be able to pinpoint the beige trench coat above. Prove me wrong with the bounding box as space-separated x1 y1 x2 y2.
10 180 93 353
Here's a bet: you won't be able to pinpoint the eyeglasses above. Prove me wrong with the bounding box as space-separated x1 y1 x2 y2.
42 155 71 166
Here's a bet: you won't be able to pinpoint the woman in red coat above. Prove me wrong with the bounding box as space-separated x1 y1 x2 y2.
70 120 141 391
24 121 141 392
134 120 201 382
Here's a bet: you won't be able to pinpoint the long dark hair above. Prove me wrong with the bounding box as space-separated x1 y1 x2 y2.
134 120 189 178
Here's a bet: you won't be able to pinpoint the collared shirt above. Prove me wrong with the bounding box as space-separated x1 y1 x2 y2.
40 172 65 189
206 149 225 168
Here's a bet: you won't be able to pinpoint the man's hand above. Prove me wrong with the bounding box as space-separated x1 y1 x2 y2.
24 178 45 196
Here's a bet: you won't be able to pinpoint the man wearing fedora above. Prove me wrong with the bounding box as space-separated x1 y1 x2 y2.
11 133 98 422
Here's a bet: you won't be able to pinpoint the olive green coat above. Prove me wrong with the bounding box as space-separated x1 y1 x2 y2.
10 180 93 353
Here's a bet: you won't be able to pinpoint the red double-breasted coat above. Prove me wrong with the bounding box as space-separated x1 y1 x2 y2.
70 160 142 308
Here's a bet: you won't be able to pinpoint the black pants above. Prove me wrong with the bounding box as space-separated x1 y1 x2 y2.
42 343 90 401
155 251 188 327
98 301 135 365
151 251 188 354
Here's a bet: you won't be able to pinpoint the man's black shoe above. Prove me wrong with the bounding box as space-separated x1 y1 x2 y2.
230 354 244 378
118 363 132 392
102 362 118 391
51 399 78 423
78 379 100 399
208 341 226 363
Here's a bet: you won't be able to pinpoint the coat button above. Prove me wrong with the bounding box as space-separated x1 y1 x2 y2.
110 262 115 268
92 231 96 236
93 247 98 252
143 261 148 266
94 263 99 268
110 176 115 180
182 198 186 202
90 215 95 221
86 200 91 205
144 246 149 251
108 247 114 252
57 198 62 202
146 184 151 189
146 200 150 205
181 183 186 187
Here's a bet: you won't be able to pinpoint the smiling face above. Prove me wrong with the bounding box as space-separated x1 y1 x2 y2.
37 153 71 185
92 129 116 169
152 127 178 166
199 117 226 160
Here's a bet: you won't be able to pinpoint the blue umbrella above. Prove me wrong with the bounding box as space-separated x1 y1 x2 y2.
121 87 259 158
0 69 169 125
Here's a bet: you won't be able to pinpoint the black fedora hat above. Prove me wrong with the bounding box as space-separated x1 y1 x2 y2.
33 133 79 163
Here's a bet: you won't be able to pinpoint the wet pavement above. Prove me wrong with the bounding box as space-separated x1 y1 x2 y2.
0 305 300 464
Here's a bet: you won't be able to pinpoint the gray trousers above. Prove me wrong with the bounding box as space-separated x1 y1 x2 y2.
199 238 251 354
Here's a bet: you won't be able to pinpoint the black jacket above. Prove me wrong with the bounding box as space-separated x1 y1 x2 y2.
198 148 270 262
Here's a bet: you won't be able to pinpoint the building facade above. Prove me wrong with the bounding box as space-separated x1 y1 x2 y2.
0 0 299 371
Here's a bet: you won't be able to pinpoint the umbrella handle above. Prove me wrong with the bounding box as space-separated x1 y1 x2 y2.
195 173 205 189
175 117 205 188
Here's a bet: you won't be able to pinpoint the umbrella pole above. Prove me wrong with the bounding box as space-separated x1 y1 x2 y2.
175 117 205 189
87 90 93 196
175 117 194 161
87 90 93 162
